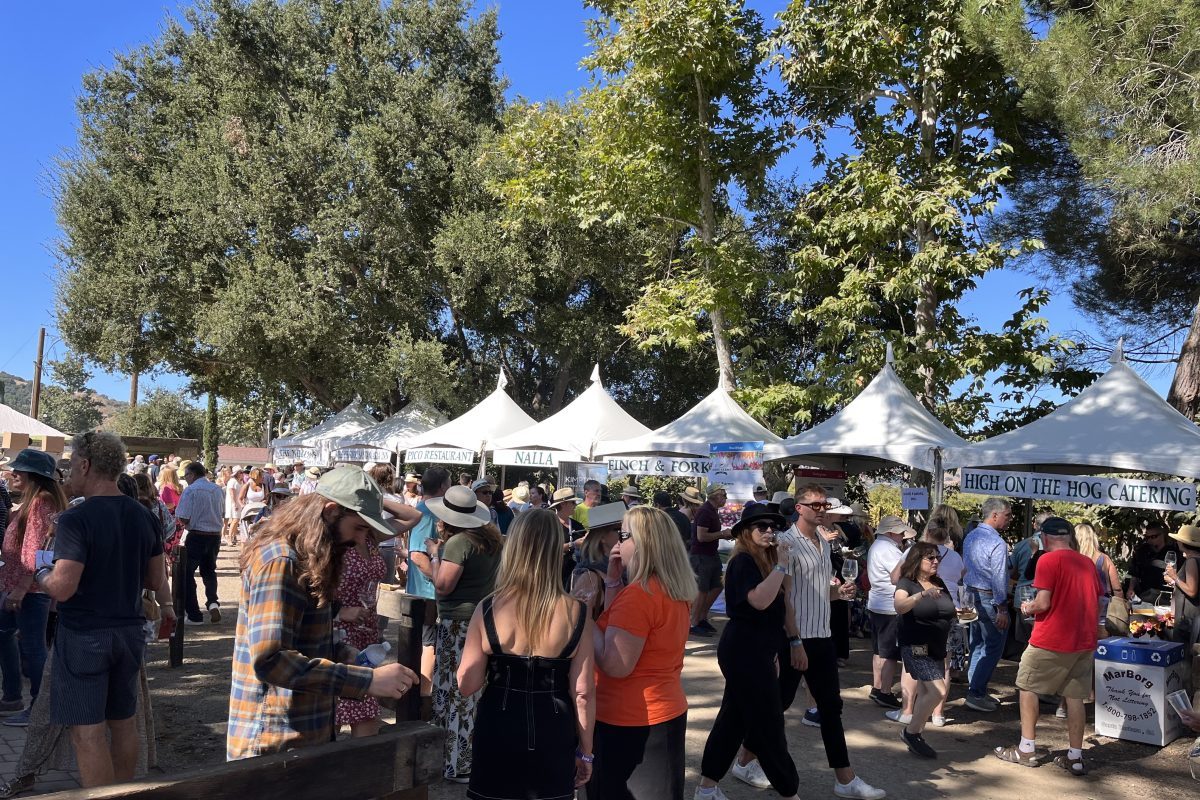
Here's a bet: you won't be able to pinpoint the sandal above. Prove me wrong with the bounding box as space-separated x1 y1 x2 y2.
0 775 34 799
993 745 1042 767
1053 754 1087 776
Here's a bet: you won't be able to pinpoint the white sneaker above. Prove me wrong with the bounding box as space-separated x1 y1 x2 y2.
930 715 947 727
731 759 771 789
834 776 887 799
883 709 912 725
694 786 730 800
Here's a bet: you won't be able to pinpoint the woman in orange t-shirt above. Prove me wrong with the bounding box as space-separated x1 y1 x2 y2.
590 506 698 800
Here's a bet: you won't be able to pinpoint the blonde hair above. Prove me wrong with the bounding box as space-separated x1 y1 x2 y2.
1074 522 1101 560
157 466 182 492
493 509 568 651
624 507 698 602
580 522 618 565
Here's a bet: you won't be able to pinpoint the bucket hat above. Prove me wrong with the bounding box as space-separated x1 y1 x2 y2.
3 449 57 480
877 515 918 540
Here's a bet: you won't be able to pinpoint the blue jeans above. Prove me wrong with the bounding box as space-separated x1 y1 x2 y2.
967 590 1005 697
0 592 52 703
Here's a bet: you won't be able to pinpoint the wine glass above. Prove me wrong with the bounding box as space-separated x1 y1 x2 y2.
1165 551 1178 569
360 581 379 612
840 559 859 584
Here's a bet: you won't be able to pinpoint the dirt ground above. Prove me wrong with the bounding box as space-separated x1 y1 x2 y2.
139 547 1198 799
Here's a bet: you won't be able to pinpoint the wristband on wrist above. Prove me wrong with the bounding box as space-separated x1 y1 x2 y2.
604 578 623 589
772 564 788 575
789 637 803 647
576 750 594 763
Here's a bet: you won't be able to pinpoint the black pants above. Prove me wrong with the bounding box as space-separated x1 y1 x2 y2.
701 630 799 796
588 712 687 800
184 532 221 620
778 636 851 770
830 600 850 660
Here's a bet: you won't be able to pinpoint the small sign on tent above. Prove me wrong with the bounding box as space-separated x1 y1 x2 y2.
405 447 475 465
709 442 764 502
901 487 929 510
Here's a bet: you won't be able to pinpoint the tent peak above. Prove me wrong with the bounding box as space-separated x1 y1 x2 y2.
497 369 508 391
885 342 894 365
590 364 601 384
1110 338 1125 365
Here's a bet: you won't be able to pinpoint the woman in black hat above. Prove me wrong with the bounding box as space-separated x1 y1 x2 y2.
695 504 802 800
0 450 66 723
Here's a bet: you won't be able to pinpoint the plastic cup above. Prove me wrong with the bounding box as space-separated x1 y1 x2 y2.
1167 690 1193 719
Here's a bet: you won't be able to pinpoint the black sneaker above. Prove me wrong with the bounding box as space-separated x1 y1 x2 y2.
901 728 937 758
697 619 717 633
689 625 714 637
870 689 902 709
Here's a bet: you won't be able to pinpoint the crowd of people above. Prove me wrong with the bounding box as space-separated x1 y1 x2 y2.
1 439 1199 798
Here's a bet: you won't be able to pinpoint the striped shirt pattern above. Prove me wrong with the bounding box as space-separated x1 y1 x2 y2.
779 525 833 639
226 541 373 760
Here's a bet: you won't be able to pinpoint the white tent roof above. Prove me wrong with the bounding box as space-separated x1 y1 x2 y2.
595 387 783 457
270 400 378 448
331 401 446 453
489 366 651 459
762 350 968 472
0 404 66 439
943 343 1200 478
404 372 537 453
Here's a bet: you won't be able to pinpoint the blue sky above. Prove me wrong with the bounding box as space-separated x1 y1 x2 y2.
0 1 1167 406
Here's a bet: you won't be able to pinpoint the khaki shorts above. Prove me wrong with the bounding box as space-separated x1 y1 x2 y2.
1015 645 1093 699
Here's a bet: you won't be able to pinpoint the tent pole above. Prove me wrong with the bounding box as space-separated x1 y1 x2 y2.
932 449 945 508
501 465 507 490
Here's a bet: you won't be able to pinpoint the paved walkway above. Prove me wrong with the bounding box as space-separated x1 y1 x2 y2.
0 718 79 795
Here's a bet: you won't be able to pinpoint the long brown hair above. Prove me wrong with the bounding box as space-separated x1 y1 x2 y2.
132 472 158 511
732 527 777 579
12 472 67 548
493 509 567 652
240 493 348 607
442 520 503 556
898 541 946 586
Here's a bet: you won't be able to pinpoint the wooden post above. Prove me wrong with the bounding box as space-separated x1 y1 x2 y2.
29 327 45 419
169 548 187 668
379 592 432 721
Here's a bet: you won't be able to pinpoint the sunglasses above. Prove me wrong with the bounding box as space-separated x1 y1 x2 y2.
798 502 832 511
618 530 633 542
923 555 941 562
751 521 777 532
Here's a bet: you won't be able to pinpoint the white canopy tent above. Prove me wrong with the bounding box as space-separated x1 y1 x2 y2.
0 404 67 440
762 347 968 474
489 366 651 464
330 401 446 459
595 387 783 457
269 400 379 466
943 343 1200 478
403 372 536 462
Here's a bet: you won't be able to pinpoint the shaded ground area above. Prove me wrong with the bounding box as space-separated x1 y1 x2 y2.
1 547 1193 799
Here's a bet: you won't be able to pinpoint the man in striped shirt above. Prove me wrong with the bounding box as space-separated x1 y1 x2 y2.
226 466 417 760
733 485 886 800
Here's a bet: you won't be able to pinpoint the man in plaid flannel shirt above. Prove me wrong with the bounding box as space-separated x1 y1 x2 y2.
227 467 417 760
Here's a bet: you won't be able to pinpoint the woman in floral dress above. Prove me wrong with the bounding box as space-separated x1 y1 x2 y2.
334 536 388 737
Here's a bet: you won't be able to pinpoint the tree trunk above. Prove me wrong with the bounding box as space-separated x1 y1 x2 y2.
549 354 576 414
694 74 736 391
129 370 139 408
1168 296 1200 421
203 392 218 470
912 59 940 408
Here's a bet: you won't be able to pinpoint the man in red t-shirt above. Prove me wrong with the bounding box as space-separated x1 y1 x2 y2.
994 516 1100 777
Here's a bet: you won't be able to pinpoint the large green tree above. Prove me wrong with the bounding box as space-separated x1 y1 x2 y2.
498 0 780 391
55 0 504 415
978 0 1200 418
109 388 205 440
769 0 1089 434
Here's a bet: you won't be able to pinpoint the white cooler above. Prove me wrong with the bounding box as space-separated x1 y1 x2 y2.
1094 636 1187 746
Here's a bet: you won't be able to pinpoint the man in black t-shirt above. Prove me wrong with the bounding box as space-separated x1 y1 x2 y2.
654 491 693 549
35 431 163 789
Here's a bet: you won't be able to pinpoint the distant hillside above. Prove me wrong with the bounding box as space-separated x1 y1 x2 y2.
0 370 125 423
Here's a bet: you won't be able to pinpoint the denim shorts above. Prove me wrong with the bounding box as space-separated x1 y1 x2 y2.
51 625 145 725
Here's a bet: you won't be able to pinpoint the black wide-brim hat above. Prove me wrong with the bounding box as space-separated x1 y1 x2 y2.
732 504 786 537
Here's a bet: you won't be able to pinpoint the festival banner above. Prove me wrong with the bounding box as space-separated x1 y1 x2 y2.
404 446 476 465
270 446 323 465
605 455 712 478
709 441 765 503
329 446 394 464
792 468 847 501
960 468 1196 512
491 448 582 468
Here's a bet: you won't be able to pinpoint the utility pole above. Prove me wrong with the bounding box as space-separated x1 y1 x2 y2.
29 327 45 418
